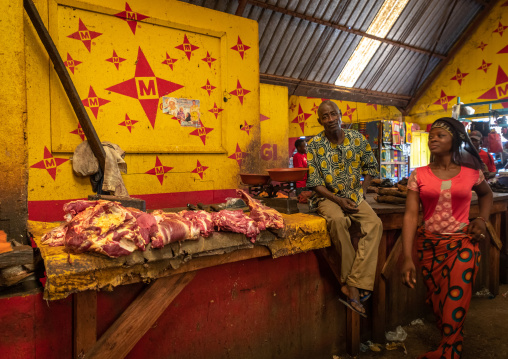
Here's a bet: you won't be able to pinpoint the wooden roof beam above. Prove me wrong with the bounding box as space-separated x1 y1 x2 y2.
246 0 446 59
260 73 411 108
403 0 499 114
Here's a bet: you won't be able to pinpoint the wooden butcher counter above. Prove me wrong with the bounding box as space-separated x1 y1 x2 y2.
28 192 508 359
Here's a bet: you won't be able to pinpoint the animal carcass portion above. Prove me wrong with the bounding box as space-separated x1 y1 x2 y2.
150 210 201 248
64 201 147 257
212 210 260 243
236 189 284 230
179 210 215 237
41 223 68 247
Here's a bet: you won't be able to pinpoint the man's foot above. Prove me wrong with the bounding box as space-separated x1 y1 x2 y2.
359 290 372 303
341 285 366 314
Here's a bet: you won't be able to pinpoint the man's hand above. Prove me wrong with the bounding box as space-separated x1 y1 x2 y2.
334 197 359 213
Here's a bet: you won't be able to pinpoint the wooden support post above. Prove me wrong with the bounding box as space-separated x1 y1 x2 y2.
488 213 501 296
85 272 196 359
74 291 97 359
372 231 387 342
346 309 360 356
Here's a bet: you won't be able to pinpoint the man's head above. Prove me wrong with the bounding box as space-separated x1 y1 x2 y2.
469 130 483 150
317 101 342 132
295 139 307 154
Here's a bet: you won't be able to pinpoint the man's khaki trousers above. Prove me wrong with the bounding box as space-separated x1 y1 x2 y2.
317 198 383 291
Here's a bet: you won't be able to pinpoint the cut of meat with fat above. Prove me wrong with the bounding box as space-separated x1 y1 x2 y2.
236 189 284 231
63 200 98 219
63 200 148 257
150 210 201 248
179 210 214 237
212 210 260 243
41 223 68 247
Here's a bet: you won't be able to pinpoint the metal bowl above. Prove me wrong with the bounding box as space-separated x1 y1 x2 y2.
267 168 308 182
239 173 271 185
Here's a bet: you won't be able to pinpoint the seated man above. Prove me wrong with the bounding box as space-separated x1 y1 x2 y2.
470 130 496 179
306 100 382 317
292 139 308 195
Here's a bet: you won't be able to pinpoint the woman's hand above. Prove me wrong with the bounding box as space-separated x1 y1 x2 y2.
401 257 417 289
468 217 487 243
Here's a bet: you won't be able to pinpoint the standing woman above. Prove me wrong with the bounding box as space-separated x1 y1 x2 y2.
401 118 493 359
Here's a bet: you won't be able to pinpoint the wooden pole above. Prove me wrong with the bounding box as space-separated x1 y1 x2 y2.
23 0 106 171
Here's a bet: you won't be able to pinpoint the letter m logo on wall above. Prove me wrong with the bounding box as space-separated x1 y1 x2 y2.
136 77 159 99
44 158 56 169
79 31 90 40
155 166 165 175
126 11 137 20
498 83 508 97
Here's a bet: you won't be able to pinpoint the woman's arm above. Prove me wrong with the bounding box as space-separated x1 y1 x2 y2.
469 180 493 241
401 189 420 289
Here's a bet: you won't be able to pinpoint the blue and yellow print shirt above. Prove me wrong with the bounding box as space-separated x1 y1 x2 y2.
306 129 379 209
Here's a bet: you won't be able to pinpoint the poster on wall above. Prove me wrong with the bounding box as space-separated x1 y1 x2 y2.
162 97 201 127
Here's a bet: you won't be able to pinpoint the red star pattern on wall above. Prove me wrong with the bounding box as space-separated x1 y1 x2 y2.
175 34 199 60
498 43 508 54
260 114 270 122
70 123 85 141
30 147 69 181
478 41 488 51
240 121 253 135
114 2 149 35
106 47 184 128
64 53 82 74
67 19 102 52
82 86 110 119
119 114 138 133
231 36 250 59
343 104 357 121
367 103 378 111
450 68 469 86
478 66 508 108
433 90 456 111
229 80 250 105
161 52 178 70
311 102 319 114
201 51 217 68
228 143 248 166
189 120 214 145
477 59 493 73
493 22 508 37
208 102 224 119
201 79 216 96
291 104 311 134
106 50 126 70
145 156 173 185
191 160 209 179
289 102 296 112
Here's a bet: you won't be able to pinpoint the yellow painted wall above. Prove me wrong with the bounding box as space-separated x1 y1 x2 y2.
25 0 260 203
259 84 289 169
288 96 402 138
408 1 508 126
0 0 28 241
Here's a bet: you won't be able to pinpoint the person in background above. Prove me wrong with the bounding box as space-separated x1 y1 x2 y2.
502 142 508 169
469 130 496 179
293 139 308 195
401 118 493 359
307 100 382 317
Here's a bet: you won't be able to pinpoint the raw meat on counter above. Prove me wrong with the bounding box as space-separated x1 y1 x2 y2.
179 210 215 237
212 210 260 243
237 189 284 231
150 210 201 248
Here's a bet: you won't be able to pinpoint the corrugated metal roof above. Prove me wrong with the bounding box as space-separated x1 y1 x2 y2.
178 0 489 105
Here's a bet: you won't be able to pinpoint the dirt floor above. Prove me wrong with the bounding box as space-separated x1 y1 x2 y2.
338 284 508 359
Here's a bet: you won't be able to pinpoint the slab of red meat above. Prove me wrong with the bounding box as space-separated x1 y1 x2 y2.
63 200 98 219
212 210 260 243
126 207 158 246
41 224 68 247
64 201 147 257
179 210 214 237
236 189 284 231
150 210 201 248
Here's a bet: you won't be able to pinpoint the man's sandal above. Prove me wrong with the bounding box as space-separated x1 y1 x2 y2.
338 297 367 318
360 290 372 303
